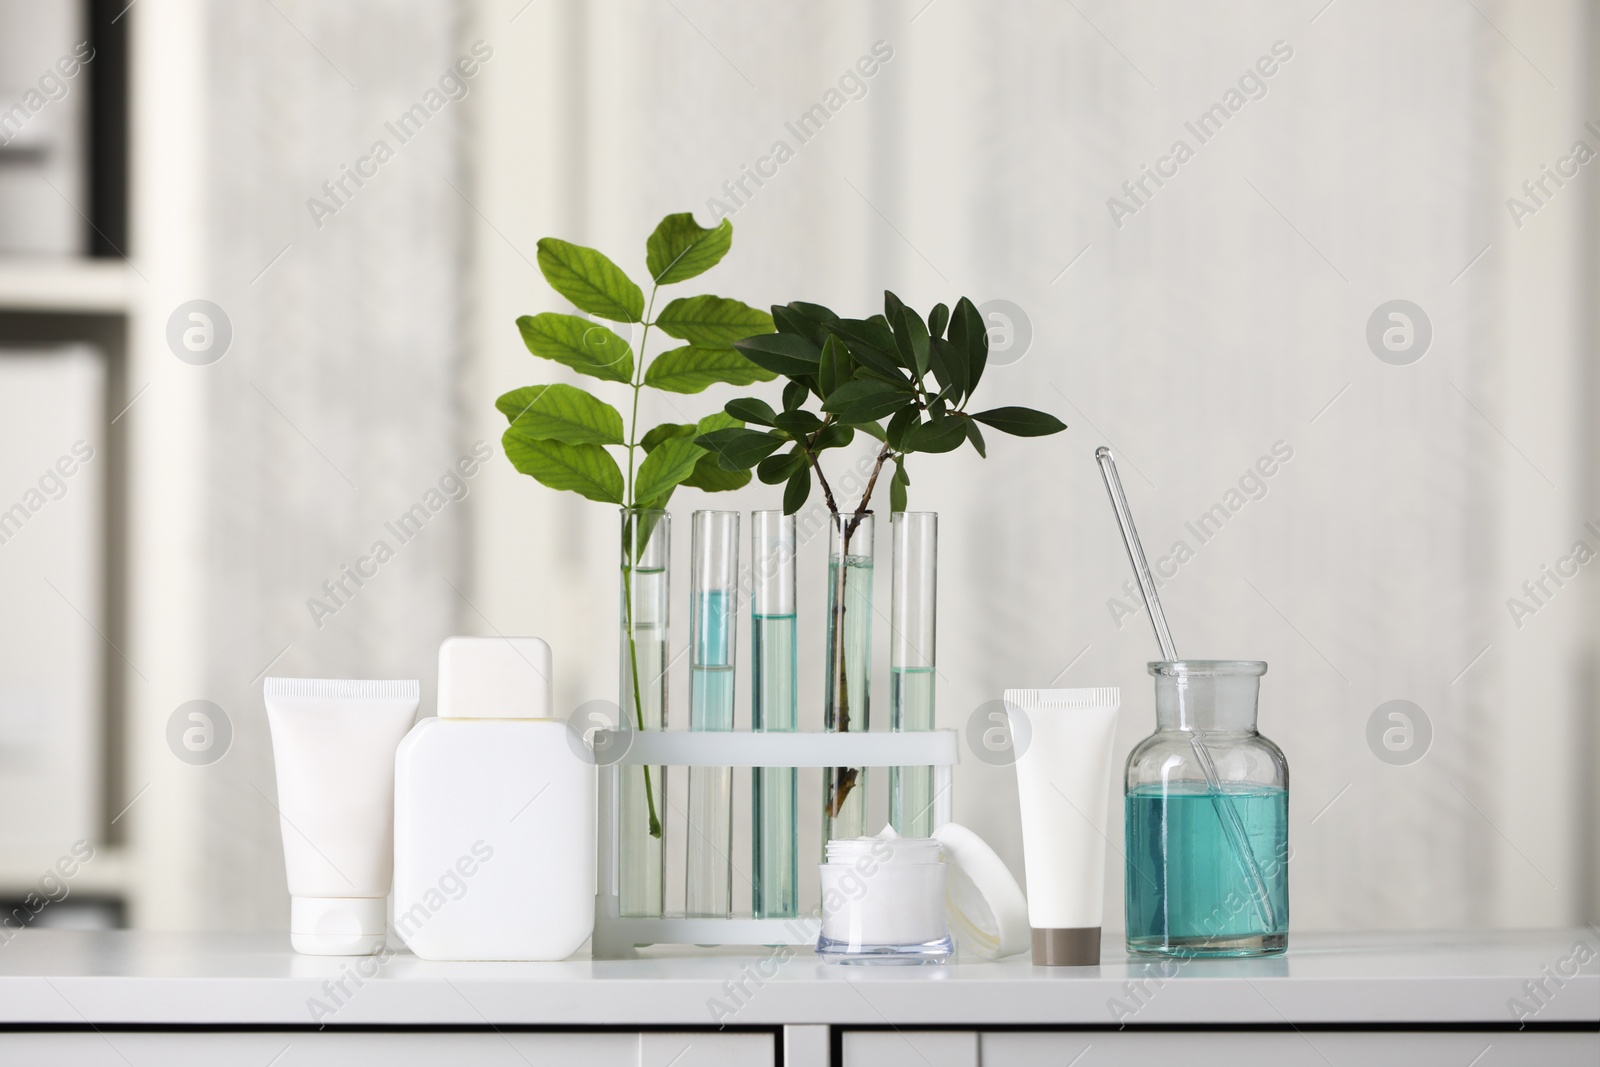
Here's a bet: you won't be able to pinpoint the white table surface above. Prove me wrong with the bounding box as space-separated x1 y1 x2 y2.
0 928 1595 1028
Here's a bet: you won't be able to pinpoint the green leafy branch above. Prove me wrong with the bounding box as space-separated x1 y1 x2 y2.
495 213 776 838
694 290 1066 818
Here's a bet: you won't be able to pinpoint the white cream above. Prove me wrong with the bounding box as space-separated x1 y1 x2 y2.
264 677 419 955
1004 686 1121 965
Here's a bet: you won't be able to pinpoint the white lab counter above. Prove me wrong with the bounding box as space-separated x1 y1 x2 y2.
0 928 1593 1065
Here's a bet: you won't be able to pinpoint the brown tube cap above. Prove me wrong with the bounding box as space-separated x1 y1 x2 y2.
1031 927 1101 966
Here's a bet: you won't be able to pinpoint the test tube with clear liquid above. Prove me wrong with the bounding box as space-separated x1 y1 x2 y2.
751 511 798 918
890 512 938 837
686 511 738 917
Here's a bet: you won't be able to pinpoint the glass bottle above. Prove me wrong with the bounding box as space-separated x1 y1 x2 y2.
1125 660 1289 957
686 510 738 917
889 511 937 837
823 511 873 847
751 510 798 918
618 507 668 918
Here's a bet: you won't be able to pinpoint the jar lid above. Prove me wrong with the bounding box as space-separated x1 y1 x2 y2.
933 822 1030 960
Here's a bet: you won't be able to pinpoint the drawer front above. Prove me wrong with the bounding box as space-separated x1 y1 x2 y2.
844 1030 1598 1067
0 1030 774 1067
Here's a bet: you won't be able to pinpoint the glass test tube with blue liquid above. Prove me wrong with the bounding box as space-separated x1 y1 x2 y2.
889 512 938 837
751 510 798 918
686 510 738 917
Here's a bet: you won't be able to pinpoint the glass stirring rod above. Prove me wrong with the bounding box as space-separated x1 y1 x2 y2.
1093 446 1279 933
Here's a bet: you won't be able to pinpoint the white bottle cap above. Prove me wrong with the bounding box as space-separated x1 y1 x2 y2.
437 636 553 719
933 822 1031 960
290 896 387 956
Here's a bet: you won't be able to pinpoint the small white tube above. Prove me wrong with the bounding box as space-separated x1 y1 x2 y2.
264 677 419 955
1004 686 1121 966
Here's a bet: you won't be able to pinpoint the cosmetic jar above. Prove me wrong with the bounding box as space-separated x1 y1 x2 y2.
817 835 953 964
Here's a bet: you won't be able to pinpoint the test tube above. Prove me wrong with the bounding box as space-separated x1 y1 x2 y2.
686 510 738 918
890 511 938 837
751 510 797 918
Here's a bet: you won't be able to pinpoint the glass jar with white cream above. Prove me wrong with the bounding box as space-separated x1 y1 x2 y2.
816 834 953 964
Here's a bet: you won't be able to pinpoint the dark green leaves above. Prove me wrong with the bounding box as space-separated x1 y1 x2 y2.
496 384 625 445
821 378 910 423
644 345 777 393
725 397 778 426
734 332 822 376
948 297 987 397
695 427 786 469
905 416 969 454
646 214 733 285
517 313 634 383
892 304 931 377
656 295 774 346
783 463 811 513
970 406 1068 437
535 238 644 322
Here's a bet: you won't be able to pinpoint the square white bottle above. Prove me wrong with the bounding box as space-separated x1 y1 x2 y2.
393 636 595 960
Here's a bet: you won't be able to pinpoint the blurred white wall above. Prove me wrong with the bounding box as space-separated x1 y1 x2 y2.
466 0 1599 932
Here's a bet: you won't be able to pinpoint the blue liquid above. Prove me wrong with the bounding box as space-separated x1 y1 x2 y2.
1125 784 1289 956
687 589 734 916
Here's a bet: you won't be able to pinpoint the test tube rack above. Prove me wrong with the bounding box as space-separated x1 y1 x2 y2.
591 728 958 958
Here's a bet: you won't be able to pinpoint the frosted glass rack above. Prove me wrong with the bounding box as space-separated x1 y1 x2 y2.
592 729 958 957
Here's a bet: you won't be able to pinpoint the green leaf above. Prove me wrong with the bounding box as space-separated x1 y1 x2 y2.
734 332 822 376
884 290 908 331
928 303 950 340
495 384 625 446
783 463 811 514
970 406 1068 437
645 213 733 285
818 335 851 398
905 417 968 454
757 450 804 485
949 297 988 395
851 420 888 442
502 430 624 503
682 452 751 493
893 305 931 377
695 410 742 434
813 424 854 450
886 406 919 450
535 238 644 322
641 422 694 452
928 337 968 401
635 435 706 503
890 458 908 513
782 381 809 411
655 295 775 346
965 419 987 457
773 409 824 436
725 397 778 426
644 345 777 393
827 318 903 381
791 301 839 326
821 378 911 423
773 303 831 347
695 427 786 470
517 313 633 383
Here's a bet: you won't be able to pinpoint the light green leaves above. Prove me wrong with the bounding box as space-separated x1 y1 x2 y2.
517 313 634 383
657 295 774 346
496 384 624 445
646 214 734 285
535 238 644 322
636 434 705 506
644 345 777 393
502 434 624 504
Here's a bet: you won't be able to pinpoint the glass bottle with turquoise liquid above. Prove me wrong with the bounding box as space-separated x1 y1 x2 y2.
751 510 797 918
889 511 937 837
1125 660 1288 957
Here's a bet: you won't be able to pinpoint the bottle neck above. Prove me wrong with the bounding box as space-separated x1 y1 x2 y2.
1153 674 1261 733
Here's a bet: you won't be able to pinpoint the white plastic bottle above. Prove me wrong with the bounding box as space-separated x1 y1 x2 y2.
393 636 595 960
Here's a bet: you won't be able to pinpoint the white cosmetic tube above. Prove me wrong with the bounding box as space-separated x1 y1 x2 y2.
264 677 420 955
1004 686 1121 966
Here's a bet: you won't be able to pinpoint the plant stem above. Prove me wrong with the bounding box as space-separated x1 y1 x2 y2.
624 287 663 839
